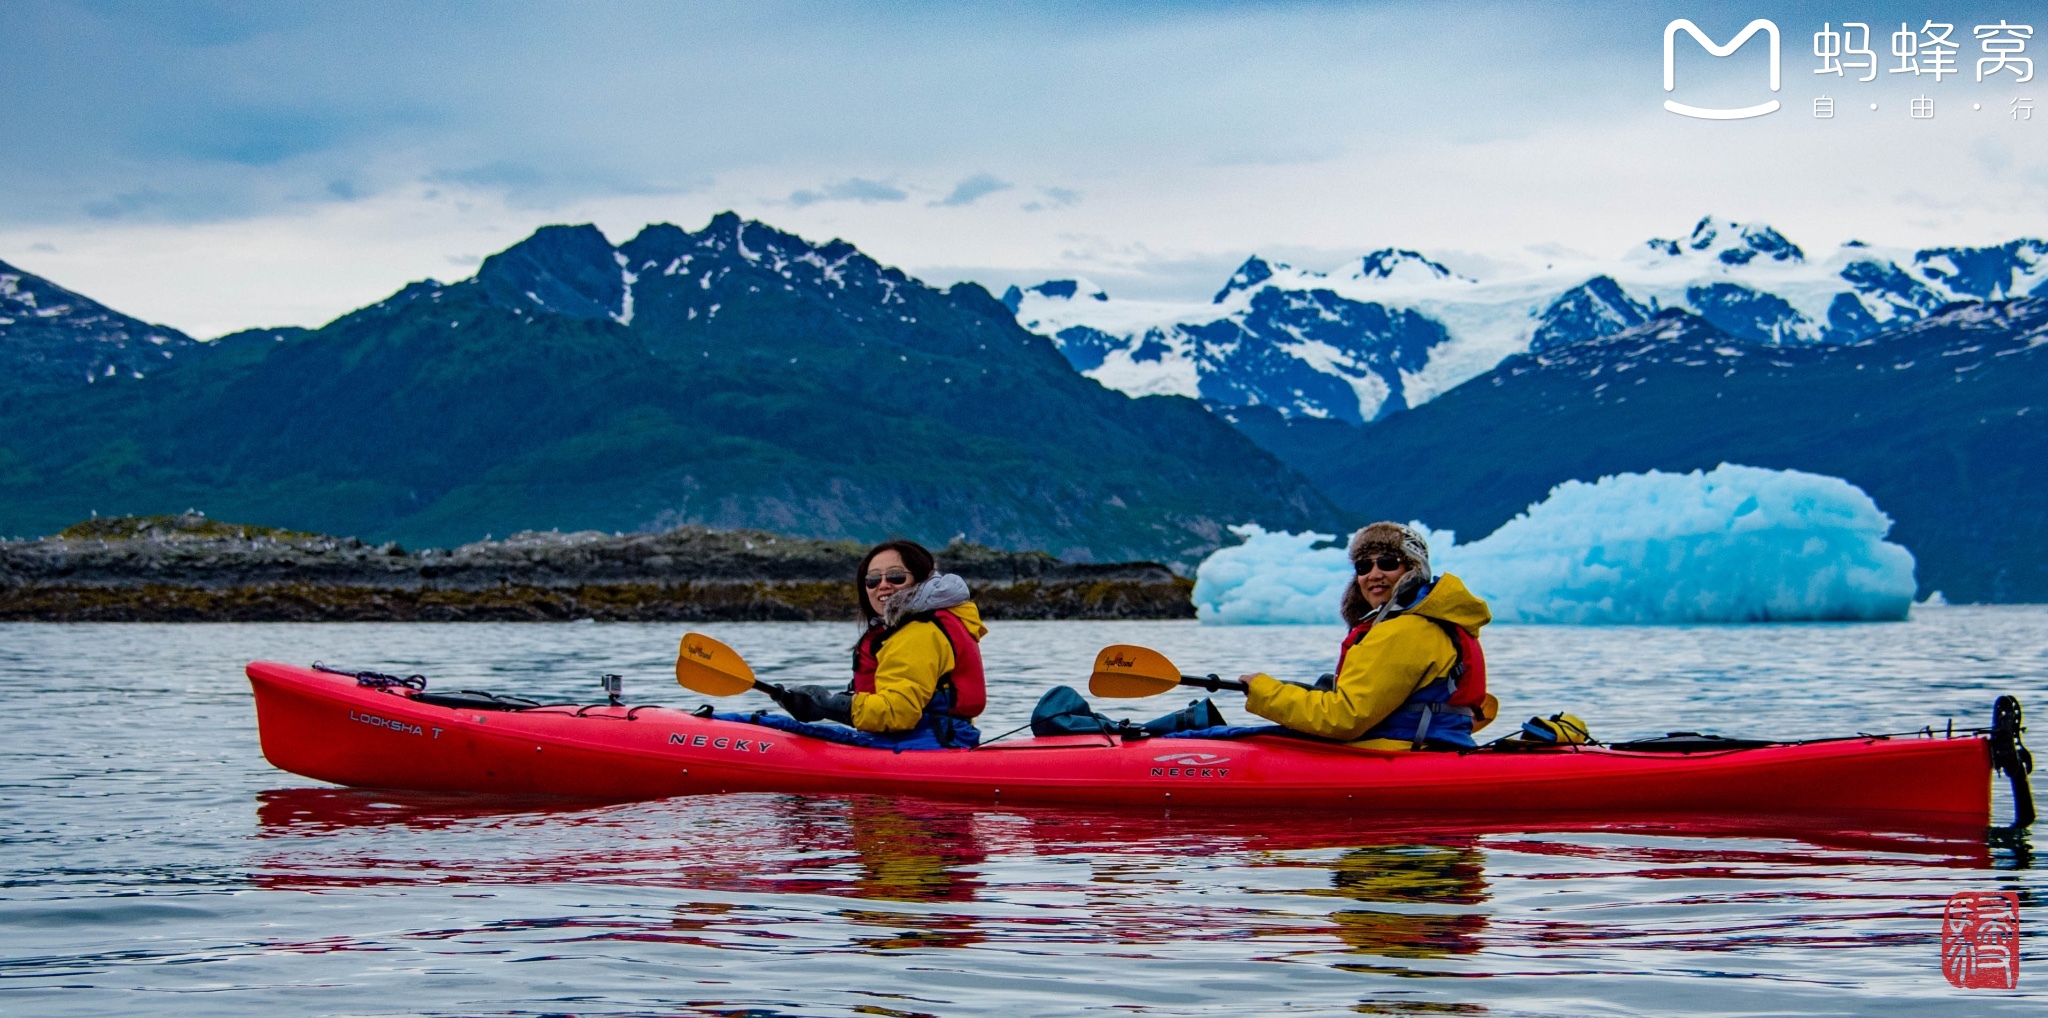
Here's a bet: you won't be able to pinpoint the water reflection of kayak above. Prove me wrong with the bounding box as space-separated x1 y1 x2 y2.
248 661 2023 828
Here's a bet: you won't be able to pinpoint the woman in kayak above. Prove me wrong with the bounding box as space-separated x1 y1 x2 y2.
774 540 987 748
1241 522 1494 749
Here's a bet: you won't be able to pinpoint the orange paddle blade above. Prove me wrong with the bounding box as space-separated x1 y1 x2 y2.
675 632 756 697
1089 644 1183 698
1473 694 1501 732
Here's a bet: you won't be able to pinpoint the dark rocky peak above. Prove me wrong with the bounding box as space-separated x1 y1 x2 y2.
213 325 311 345
382 279 447 306
1912 239 2048 299
618 212 917 313
1842 259 1942 308
1833 259 1946 340
1881 294 2048 356
1241 286 1440 366
1626 306 1729 343
944 281 1014 323
1520 307 1752 376
476 224 626 322
1002 279 1110 312
1208 286 1448 421
0 257 195 389
1644 216 1805 265
328 278 452 329
1004 279 1109 311
1685 281 1815 344
1353 248 1460 282
1530 275 1652 353
1213 256 1276 302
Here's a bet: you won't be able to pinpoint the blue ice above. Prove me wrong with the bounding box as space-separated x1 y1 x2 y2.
1193 464 1919 625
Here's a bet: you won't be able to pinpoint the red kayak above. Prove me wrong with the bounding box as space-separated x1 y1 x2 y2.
246 661 2024 825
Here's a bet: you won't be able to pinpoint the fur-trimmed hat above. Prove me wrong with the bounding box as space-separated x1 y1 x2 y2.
1348 521 1431 578
1339 522 1433 626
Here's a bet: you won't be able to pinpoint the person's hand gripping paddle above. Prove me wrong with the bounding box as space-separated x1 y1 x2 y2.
1087 643 1499 731
1088 644 1249 699
675 632 787 702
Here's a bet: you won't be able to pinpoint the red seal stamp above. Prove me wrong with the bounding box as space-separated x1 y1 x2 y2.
1942 890 2020 989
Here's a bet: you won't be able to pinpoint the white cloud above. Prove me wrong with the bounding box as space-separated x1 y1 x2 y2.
931 173 1012 207
1021 186 1081 212
788 178 909 207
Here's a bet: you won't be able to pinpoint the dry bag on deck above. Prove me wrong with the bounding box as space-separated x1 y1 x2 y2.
1031 686 1117 736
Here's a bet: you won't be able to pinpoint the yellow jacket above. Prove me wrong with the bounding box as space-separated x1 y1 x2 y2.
1245 574 1491 748
851 603 987 733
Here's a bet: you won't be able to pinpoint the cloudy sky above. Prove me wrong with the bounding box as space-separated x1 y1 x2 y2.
3 0 2045 336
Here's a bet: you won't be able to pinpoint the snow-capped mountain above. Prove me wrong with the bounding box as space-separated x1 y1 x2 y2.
0 259 195 389
1005 216 2048 424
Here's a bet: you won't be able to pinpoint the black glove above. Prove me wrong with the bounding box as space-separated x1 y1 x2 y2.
781 684 854 724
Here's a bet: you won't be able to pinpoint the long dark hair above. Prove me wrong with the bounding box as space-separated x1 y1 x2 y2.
855 539 936 627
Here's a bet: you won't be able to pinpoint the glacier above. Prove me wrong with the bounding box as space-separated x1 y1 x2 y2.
1192 464 1918 625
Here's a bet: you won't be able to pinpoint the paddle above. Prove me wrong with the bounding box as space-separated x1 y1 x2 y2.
1086 642 1500 732
1088 644 1248 698
675 631 788 701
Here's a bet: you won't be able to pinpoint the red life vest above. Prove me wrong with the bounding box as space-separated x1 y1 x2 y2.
1336 614 1487 710
852 608 987 719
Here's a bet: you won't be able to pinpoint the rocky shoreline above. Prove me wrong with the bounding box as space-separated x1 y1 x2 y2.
0 514 1195 622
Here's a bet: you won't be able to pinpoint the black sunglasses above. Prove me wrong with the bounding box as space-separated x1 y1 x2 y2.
863 569 913 589
1357 554 1406 575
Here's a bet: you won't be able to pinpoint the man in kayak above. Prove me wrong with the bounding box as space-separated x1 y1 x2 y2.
772 540 987 749
1241 523 1494 750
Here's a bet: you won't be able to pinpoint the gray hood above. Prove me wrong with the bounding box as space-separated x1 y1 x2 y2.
882 572 971 628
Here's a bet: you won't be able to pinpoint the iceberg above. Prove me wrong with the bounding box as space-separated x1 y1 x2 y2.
1194 464 1918 625
1189 525 1354 625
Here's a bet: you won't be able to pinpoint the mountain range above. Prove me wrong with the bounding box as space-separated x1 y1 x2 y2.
0 215 1339 564
6 214 2047 600
1007 216 2048 424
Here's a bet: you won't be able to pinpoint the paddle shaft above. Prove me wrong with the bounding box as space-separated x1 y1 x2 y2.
1181 673 1250 694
